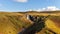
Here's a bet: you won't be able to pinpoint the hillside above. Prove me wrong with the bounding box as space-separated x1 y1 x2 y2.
0 12 32 34
0 11 60 34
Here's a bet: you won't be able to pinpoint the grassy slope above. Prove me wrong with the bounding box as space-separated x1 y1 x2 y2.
46 16 60 34
0 12 32 34
0 11 60 34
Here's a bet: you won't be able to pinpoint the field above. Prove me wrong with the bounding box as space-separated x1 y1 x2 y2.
0 11 60 34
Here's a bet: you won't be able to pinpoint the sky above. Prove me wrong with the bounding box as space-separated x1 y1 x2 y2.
0 0 60 12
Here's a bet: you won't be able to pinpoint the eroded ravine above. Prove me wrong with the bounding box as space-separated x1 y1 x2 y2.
19 15 57 34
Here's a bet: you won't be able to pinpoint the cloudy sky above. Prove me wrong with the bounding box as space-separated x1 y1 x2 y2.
0 0 60 12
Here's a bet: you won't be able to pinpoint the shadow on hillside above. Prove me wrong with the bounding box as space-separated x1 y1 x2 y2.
18 15 56 34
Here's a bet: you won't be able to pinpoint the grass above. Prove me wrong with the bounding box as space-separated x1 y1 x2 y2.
0 12 60 34
0 12 31 34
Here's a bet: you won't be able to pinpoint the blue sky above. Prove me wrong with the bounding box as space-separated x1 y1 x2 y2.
0 0 60 12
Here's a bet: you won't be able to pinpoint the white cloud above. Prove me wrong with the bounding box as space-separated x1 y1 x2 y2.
46 6 60 11
13 0 28 2
34 6 60 11
22 6 60 12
